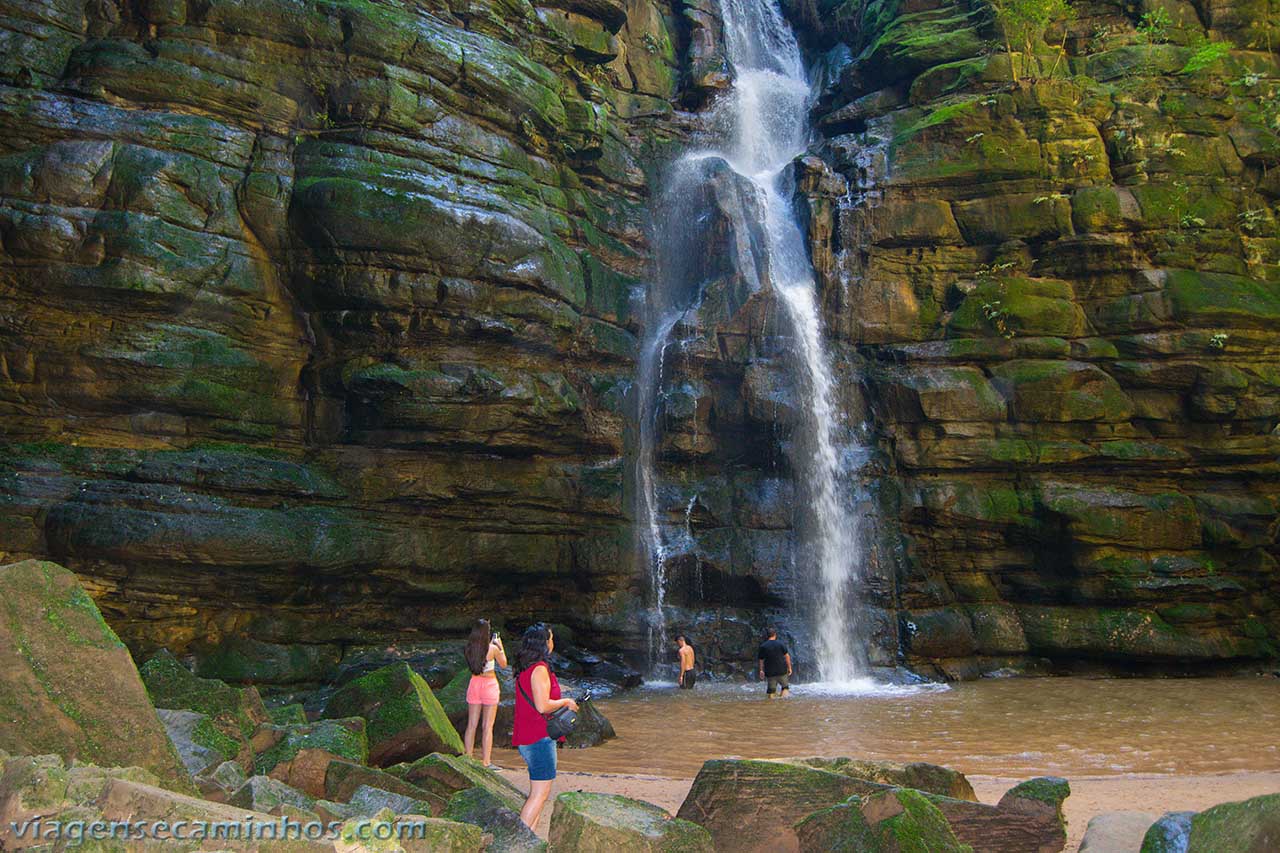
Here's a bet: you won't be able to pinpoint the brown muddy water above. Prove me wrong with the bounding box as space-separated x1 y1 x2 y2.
559 677 1280 779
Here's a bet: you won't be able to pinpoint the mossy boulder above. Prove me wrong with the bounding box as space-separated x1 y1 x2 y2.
253 717 369 775
140 648 269 741
0 560 194 793
347 783 443 819
444 786 547 852
677 759 884 852
156 709 243 778
227 774 318 815
551 791 714 852
268 749 446 812
392 753 526 813
1183 793 1280 852
322 663 464 766
796 788 974 852
1165 270 1280 329
0 754 162 832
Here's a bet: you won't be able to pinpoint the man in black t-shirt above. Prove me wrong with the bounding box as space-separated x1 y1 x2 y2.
756 628 792 698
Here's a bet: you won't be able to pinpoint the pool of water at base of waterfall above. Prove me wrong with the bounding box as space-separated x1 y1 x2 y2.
554 675 1280 779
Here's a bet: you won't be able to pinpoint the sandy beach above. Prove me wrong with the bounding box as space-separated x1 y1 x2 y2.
497 766 1280 850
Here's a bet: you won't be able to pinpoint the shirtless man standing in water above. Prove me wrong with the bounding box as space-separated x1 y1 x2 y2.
676 635 696 689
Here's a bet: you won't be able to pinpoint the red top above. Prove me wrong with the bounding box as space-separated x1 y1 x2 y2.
512 661 561 746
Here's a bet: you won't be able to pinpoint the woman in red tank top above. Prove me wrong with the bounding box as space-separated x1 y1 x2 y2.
512 623 579 829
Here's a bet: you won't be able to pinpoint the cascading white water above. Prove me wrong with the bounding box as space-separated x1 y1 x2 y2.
717 0 868 683
636 310 683 666
636 0 869 680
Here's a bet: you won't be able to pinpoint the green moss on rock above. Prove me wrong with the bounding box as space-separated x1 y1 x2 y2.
1184 792 1280 852
140 649 268 740
796 788 974 853
0 561 194 794
551 791 713 852
322 663 464 766
254 718 368 775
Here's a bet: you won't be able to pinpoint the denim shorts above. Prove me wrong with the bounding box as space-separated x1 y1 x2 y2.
517 737 557 781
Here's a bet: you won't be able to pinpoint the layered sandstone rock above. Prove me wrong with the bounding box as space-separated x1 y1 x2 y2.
0 0 684 662
791 0 1280 674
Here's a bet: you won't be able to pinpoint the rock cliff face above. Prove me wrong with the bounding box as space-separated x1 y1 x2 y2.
0 0 688 661
792 0 1280 674
0 0 1276 677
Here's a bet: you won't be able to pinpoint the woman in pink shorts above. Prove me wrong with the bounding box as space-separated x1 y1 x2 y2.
462 618 507 768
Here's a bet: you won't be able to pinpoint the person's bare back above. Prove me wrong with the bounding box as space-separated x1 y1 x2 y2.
676 635 696 689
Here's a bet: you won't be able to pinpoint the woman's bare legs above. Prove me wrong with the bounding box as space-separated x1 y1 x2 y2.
463 702 481 758
480 704 498 766
520 779 554 829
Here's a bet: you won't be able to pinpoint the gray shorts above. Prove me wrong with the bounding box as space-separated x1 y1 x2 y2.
766 675 790 694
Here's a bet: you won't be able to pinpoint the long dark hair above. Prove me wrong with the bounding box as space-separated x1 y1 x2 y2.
464 619 491 675
516 623 551 672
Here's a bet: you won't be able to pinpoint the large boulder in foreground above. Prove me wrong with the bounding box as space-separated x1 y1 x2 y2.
677 758 1069 853
0 560 193 793
551 791 714 852
322 663 463 766
444 787 546 853
676 759 875 852
796 788 973 852
1143 793 1280 852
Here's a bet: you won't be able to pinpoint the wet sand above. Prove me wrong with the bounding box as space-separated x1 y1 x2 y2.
497 766 1280 850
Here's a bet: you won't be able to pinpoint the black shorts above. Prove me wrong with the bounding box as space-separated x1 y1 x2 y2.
680 670 696 689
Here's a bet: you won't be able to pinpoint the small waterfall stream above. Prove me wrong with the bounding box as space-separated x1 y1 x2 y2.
636 0 869 681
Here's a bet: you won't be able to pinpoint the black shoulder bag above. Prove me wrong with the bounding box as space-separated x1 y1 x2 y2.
517 671 578 740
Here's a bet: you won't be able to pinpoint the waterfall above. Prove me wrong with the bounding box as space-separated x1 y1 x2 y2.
636 0 869 681
636 310 683 667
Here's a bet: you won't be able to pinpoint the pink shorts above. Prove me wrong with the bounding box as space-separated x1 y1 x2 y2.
466 675 500 706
